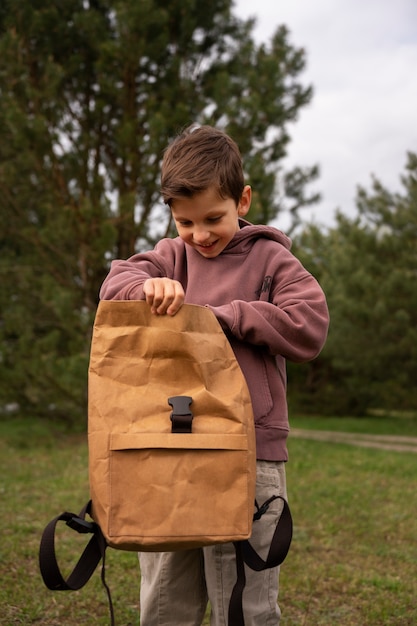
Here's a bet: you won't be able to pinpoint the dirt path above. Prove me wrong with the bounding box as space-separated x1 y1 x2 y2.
290 428 417 453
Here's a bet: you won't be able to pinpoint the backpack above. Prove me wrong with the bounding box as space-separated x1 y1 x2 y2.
39 301 292 625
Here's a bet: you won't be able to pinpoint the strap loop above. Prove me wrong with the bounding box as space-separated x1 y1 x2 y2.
39 501 115 625
228 496 293 626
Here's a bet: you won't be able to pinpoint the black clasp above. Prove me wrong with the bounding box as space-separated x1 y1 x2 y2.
66 516 96 534
253 496 280 521
168 396 193 433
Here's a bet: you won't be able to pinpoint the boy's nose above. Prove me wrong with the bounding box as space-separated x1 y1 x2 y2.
193 227 210 243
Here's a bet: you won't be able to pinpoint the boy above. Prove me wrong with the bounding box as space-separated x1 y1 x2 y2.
100 124 329 625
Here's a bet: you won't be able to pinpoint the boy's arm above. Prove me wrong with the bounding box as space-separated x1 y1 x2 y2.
100 258 151 300
99 240 179 301
208 274 329 363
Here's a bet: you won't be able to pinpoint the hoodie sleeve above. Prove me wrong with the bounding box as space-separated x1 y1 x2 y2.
208 258 329 363
99 239 180 300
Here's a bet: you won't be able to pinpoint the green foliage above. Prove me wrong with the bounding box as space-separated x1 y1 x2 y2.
290 153 417 415
0 0 315 420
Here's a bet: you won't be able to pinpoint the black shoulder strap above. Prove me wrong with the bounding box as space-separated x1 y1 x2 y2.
228 496 293 626
40 496 292 626
242 496 293 571
39 501 115 625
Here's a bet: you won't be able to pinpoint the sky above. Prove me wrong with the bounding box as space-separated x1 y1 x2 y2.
234 0 417 229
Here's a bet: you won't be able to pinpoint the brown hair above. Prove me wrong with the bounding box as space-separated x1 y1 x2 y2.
161 125 244 207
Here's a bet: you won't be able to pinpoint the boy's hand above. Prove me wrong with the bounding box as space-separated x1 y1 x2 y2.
143 278 185 316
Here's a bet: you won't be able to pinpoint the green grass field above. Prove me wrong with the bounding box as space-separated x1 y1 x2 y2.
1 415 416 625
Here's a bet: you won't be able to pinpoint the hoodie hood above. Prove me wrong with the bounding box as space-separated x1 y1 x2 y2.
224 218 292 253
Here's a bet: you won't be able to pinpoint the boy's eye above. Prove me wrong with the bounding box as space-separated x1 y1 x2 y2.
176 216 221 226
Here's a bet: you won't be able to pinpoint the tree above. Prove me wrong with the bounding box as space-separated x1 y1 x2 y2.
0 0 317 421
290 153 417 415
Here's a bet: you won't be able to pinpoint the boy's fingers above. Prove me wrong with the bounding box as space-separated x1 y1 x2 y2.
157 282 184 315
143 279 156 307
153 281 175 313
144 279 184 315
166 290 185 316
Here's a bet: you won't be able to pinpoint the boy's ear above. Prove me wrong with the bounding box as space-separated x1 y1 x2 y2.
237 185 252 217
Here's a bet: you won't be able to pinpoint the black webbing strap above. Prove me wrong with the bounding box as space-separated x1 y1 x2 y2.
228 496 293 626
39 501 115 625
228 541 247 625
40 496 292 626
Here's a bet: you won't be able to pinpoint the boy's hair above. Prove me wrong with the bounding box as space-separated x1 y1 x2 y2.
161 124 244 207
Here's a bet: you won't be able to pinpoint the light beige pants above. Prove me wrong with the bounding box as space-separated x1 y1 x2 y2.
139 461 287 626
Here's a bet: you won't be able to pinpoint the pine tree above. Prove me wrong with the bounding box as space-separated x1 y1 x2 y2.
0 0 317 420
291 153 417 415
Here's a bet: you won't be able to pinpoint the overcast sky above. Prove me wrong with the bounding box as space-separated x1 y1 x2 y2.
235 0 417 229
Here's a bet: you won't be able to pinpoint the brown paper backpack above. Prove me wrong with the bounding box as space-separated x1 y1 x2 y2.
89 300 256 549
39 301 292 626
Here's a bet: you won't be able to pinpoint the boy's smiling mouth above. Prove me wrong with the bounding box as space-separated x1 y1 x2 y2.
193 239 220 255
194 239 218 248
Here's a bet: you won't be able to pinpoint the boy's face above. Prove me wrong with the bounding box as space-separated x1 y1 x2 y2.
171 186 251 258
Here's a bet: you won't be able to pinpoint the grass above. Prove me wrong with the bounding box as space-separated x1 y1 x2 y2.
290 413 417 437
0 419 140 625
1 415 416 625
282 437 417 625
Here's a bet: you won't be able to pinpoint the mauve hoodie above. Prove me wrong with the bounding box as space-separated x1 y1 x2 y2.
100 219 329 461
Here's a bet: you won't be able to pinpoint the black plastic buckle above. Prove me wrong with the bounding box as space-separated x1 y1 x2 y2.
253 495 280 521
66 516 96 534
168 396 193 433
